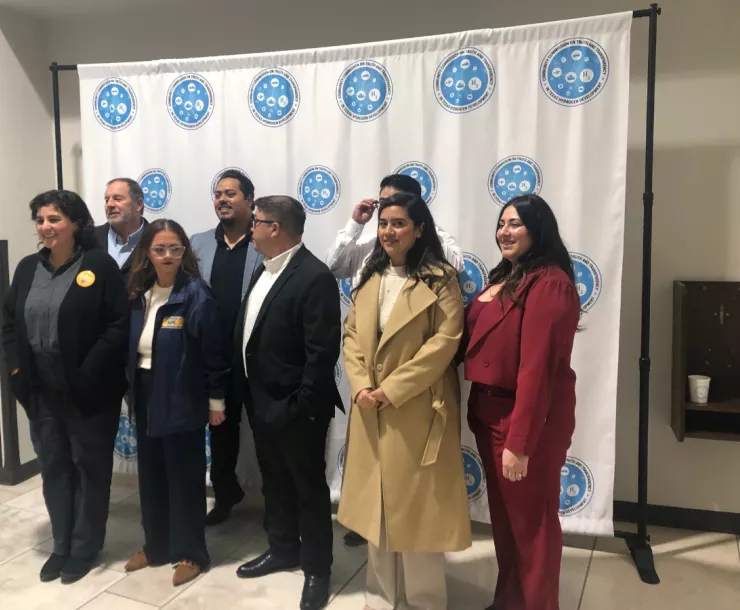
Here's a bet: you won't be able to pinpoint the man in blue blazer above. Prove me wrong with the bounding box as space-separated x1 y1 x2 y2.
191 169 263 525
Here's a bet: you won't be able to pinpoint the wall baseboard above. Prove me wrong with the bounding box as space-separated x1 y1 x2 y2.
614 500 740 536
0 459 40 486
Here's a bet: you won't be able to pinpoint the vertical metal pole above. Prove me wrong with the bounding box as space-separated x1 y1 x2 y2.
637 1 659 544
51 62 64 190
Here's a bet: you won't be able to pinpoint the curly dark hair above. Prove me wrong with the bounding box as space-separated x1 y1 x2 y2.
29 190 98 251
352 192 454 298
127 219 200 299
488 194 575 306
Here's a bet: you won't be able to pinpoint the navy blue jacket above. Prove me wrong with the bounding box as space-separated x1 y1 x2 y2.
128 273 229 437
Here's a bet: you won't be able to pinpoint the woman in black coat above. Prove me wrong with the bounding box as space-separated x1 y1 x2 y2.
1 190 129 584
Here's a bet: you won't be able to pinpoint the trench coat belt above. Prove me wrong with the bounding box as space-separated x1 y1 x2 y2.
421 378 446 467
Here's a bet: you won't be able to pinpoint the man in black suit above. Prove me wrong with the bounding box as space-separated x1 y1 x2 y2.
235 196 342 610
94 178 148 277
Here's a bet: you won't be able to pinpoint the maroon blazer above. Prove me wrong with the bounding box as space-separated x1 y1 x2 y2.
464 265 580 456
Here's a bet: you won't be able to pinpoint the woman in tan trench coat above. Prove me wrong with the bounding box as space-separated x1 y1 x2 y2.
338 192 471 610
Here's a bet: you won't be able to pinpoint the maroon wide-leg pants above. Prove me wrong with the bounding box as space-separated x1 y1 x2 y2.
468 385 568 610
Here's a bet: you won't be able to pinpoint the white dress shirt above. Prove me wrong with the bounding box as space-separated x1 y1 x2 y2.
242 242 303 376
325 218 464 289
108 220 145 268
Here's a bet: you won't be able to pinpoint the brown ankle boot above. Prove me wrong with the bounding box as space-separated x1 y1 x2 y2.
124 550 152 573
173 560 201 586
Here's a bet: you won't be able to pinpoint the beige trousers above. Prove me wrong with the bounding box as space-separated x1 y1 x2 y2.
365 522 447 610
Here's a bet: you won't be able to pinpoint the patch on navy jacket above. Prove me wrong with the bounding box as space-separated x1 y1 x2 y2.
161 316 184 329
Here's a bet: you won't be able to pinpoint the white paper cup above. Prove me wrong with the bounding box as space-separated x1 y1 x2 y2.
688 375 711 404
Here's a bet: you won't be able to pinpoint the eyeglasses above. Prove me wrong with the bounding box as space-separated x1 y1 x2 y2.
150 245 186 258
251 218 279 227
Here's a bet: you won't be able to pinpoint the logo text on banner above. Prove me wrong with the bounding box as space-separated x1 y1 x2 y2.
570 252 603 311
460 253 489 307
540 38 610 106
394 161 438 205
488 156 543 206
249 68 300 127
434 48 495 113
336 60 393 122
462 445 486 503
138 169 172 214
167 73 215 130
93 78 137 132
559 456 594 516
298 165 341 215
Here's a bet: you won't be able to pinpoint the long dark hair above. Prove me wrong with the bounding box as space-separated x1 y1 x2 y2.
353 192 454 298
127 219 200 299
29 190 98 251
488 194 575 306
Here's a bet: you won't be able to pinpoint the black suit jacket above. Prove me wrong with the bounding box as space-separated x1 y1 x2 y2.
235 245 344 428
94 219 149 279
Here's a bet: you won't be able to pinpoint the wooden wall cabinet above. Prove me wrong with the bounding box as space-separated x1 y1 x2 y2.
672 281 740 441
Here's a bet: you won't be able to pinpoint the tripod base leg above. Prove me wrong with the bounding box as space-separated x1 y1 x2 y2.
624 535 660 584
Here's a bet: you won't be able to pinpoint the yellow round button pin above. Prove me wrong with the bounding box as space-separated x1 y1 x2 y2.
76 270 96 288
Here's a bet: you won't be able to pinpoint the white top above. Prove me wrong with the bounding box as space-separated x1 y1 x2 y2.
242 243 303 376
137 283 173 370
379 266 408 332
325 218 465 288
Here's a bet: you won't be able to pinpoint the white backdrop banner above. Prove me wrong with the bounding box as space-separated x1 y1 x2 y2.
78 12 631 536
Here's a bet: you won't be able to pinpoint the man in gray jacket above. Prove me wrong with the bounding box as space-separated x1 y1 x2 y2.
191 169 263 525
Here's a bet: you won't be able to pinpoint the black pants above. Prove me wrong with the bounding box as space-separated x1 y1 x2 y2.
249 396 333 576
135 370 210 568
208 381 243 506
29 387 119 560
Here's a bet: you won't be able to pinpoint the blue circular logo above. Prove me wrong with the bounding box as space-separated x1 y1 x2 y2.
337 444 346 478
93 78 137 132
338 278 352 307
249 68 300 127
298 165 341 215
337 60 393 122
138 169 172 213
205 426 212 472
211 166 251 199
570 252 602 311
114 413 137 461
488 156 543 206
167 73 214 130
434 48 495 114
459 253 488 307
334 363 342 386
393 161 438 205
560 456 594 516
462 445 486 502
541 38 609 106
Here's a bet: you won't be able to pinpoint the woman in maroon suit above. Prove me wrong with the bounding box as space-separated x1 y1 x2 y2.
463 194 581 610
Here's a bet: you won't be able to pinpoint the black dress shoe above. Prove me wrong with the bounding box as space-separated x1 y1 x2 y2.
206 488 246 526
343 530 367 547
61 555 96 584
205 503 234 526
40 553 67 582
300 574 331 610
236 549 300 579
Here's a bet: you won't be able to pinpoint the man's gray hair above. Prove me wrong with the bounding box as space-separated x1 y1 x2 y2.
253 196 306 237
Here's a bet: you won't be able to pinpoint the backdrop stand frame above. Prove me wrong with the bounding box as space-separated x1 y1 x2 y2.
47 4 661 584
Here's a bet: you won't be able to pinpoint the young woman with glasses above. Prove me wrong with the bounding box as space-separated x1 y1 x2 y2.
122 219 229 587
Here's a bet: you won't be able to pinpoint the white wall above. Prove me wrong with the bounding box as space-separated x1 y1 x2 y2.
0 7 55 465
46 0 740 511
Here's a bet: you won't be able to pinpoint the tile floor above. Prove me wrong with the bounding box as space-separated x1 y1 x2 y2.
0 474 738 609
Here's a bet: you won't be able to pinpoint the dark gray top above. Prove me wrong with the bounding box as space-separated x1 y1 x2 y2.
24 251 83 388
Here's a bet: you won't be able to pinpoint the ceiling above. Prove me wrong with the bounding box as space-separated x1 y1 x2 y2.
0 0 183 18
